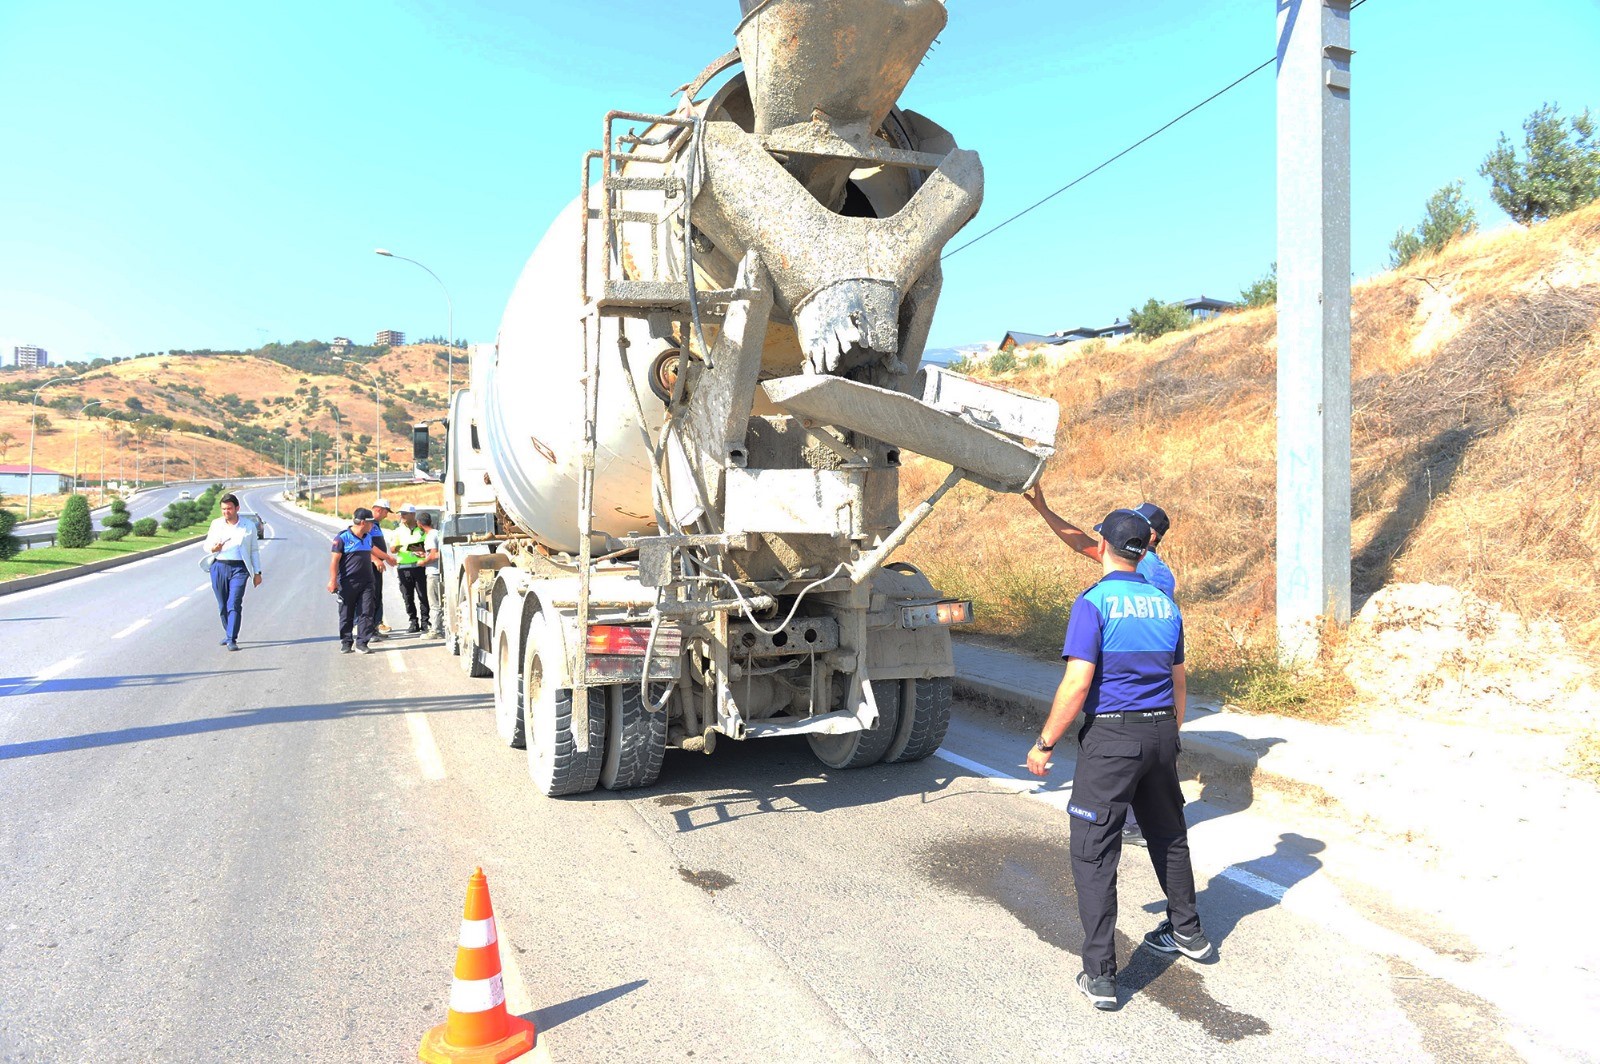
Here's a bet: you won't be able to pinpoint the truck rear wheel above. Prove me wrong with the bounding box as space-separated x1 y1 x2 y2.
881 677 952 763
600 683 669 790
523 613 605 796
808 678 901 769
493 626 525 748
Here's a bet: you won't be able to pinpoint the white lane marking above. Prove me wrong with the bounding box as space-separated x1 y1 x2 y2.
7 656 83 697
496 924 534 1019
406 712 446 781
113 618 151 640
164 595 191 610
194 582 210 592
934 748 1077 813
1219 865 1288 902
387 652 408 674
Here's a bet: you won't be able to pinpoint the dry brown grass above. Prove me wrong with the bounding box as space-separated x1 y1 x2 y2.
901 200 1600 704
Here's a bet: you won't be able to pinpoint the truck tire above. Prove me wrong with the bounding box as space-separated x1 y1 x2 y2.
881 677 952 763
524 613 605 796
808 678 901 769
600 683 668 791
492 627 525 748
459 595 490 677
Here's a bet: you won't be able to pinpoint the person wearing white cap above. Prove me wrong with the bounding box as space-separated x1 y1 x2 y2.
369 498 393 636
393 503 431 633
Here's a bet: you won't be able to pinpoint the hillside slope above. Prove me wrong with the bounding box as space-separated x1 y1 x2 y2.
0 344 455 487
901 200 1600 718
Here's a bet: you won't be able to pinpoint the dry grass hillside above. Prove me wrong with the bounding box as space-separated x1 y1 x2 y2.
901 200 1600 719
0 344 454 498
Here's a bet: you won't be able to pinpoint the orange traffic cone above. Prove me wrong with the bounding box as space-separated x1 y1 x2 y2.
419 868 538 1064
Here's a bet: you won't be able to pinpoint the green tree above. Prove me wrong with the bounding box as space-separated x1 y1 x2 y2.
132 517 158 537
57 494 94 548
0 505 18 560
1128 298 1191 341
101 497 132 541
1388 181 1478 268
1239 263 1277 308
1480 103 1600 225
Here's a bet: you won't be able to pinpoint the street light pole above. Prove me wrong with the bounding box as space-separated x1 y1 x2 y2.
72 400 103 493
375 248 455 408
25 375 75 519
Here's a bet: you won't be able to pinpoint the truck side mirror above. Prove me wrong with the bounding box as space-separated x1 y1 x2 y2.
412 423 430 462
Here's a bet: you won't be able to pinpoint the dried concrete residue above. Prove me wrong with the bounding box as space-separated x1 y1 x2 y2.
1343 582 1595 730
678 866 736 894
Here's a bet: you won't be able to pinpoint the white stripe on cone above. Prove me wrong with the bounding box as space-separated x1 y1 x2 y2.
458 916 498 948
449 973 506 1014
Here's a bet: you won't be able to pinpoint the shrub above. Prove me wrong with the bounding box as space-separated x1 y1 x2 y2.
0 506 18 560
1239 263 1277 308
57 494 94 549
102 498 132 536
987 348 1018 374
1481 102 1600 225
1389 181 1477 268
132 517 158 537
101 526 129 542
1128 298 1191 341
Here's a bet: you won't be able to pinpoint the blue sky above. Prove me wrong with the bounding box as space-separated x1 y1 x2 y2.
2 0 1598 363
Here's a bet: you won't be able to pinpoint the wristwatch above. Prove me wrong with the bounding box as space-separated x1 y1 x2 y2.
1034 736 1054 752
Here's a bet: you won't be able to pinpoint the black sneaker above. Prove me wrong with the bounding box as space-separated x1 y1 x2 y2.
1076 972 1118 1011
340 645 354 654
227 642 239 652
355 644 373 655
218 638 229 647
407 622 421 633
1143 920 1214 961
1122 824 1147 848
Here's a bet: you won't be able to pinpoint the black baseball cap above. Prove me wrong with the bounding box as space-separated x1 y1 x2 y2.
1094 509 1150 562
352 507 374 521
1132 502 1170 537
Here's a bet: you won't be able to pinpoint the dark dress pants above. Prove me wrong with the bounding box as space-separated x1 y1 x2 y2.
397 566 428 626
210 560 248 643
1068 713 1199 978
337 580 375 648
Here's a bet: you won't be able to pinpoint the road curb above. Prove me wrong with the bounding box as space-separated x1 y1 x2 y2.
0 533 207 597
952 673 1271 784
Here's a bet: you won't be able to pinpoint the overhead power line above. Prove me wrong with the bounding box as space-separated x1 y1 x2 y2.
943 0 1370 261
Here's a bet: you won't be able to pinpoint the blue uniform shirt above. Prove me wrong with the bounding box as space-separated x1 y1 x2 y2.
1062 570 1185 716
1136 549 1176 599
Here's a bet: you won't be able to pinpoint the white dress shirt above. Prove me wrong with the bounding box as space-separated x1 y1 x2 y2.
205 516 261 576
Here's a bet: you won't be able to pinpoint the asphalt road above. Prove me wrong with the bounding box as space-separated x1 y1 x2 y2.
0 487 1549 1062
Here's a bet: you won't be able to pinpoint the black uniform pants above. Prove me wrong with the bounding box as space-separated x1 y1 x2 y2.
371 568 385 627
337 581 375 648
397 566 429 626
1069 712 1200 978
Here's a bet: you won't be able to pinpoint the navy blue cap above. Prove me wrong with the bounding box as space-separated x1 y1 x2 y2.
352 507 374 521
1094 509 1150 562
1132 502 1170 537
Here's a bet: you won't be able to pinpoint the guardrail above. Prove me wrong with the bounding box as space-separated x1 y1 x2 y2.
15 530 88 552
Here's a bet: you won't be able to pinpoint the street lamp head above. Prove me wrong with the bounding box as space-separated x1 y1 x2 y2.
375 248 393 257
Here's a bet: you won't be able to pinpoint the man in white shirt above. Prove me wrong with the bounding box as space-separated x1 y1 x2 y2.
204 492 263 651
419 511 443 637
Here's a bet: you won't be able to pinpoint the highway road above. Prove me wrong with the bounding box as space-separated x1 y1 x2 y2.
0 487 1549 1062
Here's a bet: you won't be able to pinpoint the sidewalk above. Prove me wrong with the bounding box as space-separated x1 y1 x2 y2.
952 636 1600 1054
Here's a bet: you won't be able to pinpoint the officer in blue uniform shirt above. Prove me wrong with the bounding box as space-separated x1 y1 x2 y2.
1026 509 1212 1012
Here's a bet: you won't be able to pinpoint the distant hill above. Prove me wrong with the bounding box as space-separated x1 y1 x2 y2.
0 343 461 486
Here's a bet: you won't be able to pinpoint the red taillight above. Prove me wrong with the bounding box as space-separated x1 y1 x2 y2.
586 625 653 656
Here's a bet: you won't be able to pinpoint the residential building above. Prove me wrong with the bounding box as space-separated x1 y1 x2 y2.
331 336 353 354
997 295 1239 353
0 464 71 495
374 330 405 347
14 345 50 369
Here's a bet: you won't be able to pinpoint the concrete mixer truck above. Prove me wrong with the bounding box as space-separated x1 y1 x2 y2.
418 0 1059 796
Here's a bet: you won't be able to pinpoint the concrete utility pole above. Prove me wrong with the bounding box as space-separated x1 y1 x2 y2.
1276 0 1353 662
